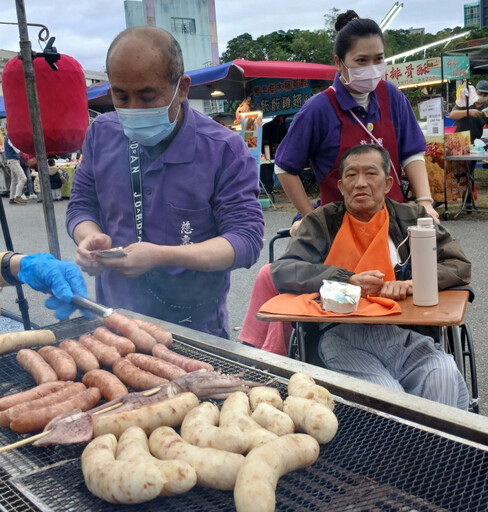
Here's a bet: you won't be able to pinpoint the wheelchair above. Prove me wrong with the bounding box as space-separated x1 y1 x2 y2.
269 228 480 414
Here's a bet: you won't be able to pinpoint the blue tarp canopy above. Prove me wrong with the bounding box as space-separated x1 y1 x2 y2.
86 82 112 108
0 96 5 118
87 82 111 100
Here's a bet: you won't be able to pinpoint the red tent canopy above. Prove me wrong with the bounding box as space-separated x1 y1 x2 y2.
233 58 336 80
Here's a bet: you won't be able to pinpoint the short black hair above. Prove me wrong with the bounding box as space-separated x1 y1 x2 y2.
334 10 384 62
339 144 391 178
47 158 56 166
106 26 184 85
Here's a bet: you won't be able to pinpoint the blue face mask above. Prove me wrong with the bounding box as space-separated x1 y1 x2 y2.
115 78 181 146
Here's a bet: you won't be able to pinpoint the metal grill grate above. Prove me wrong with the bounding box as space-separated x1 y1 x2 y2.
0 317 486 511
0 468 40 512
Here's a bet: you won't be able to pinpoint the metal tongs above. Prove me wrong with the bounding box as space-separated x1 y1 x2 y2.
72 294 113 318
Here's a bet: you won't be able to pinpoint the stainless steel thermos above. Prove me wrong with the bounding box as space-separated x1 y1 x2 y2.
408 217 438 306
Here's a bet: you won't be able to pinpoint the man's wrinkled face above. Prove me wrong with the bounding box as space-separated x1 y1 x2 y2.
338 149 393 221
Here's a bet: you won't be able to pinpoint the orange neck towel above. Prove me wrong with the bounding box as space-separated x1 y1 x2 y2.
324 203 396 281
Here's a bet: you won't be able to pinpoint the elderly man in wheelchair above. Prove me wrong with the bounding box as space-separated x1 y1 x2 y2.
240 143 472 409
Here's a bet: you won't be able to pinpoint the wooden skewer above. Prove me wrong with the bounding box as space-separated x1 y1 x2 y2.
0 431 50 454
0 386 164 455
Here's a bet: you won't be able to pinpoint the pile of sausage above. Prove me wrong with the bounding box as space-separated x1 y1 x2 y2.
0 313 214 434
81 372 339 512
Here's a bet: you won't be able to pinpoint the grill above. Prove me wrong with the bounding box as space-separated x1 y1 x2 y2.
0 314 486 512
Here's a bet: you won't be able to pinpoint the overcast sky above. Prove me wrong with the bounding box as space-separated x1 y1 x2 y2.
0 1 467 73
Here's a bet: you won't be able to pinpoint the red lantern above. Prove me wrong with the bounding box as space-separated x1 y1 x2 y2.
2 54 88 155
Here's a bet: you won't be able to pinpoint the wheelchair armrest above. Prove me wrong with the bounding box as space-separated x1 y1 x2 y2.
269 228 291 263
276 228 291 237
446 285 475 303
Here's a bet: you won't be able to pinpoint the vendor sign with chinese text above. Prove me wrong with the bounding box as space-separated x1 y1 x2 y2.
385 56 469 87
252 78 312 117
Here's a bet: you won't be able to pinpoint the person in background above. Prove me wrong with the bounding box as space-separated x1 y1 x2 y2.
275 10 439 225
20 153 37 201
47 158 68 201
0 251 88 320
449 80 488 142
66 26 264 338
241 144 470 409
4 135 27 205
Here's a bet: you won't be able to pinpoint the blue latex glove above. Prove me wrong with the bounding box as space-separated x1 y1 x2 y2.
17 253 88 320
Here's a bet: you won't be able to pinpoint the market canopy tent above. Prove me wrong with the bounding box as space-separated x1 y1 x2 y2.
444 43 488 74
186 58 337 100
85 59 337 107
86 81 112 108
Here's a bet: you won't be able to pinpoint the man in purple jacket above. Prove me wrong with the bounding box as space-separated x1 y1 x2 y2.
66 27 264 338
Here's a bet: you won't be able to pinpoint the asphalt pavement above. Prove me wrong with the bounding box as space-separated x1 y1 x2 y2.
1 196 486 415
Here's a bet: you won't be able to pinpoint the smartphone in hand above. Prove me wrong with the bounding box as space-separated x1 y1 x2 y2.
94 247 127 259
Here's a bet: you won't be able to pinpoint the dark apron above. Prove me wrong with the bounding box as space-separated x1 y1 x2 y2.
320 80 404 204
142 268 228 334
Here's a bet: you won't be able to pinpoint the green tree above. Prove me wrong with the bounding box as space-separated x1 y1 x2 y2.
220 8 339 64
220 33 258 62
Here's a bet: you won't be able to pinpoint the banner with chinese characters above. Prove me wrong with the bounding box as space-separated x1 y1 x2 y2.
425 132 469 202
252 78 312 117
385 56 470 87
240 111 263 168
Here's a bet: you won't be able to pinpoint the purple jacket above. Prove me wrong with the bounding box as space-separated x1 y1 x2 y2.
275 73 427 182
67 101 264 337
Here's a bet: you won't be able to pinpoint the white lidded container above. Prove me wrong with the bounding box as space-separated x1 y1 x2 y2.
408 217 438 306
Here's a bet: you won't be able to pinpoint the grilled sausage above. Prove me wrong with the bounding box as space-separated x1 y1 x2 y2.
82 369 129 401
0 329 56 355
0 381 84 428
152 344 214 373
78 334 121 367
10 387 102 434
126 353 186 380
59 339 100 373
103 313 157 353
112 358 168 391
16 348 58 384
92 327 136 356
37 346 78 381
0 381 68 412
132 319 173 347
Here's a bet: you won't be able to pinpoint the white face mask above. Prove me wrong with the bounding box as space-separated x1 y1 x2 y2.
342 62 387 94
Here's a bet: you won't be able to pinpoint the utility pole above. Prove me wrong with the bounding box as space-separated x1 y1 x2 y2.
15 0 61 259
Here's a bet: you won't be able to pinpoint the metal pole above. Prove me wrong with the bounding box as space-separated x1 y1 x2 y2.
441 54 448 218
14 0 61 259
0 197 32 330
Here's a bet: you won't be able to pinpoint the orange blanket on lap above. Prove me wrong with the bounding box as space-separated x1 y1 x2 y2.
259 292 401 318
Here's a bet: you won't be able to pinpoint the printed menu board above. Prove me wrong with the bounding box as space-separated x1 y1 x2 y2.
240 111 263 168
425 131 470 202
